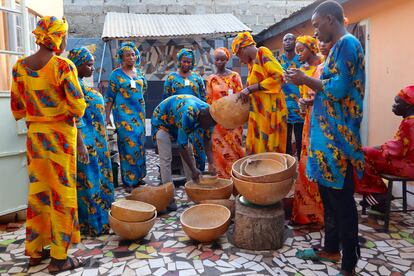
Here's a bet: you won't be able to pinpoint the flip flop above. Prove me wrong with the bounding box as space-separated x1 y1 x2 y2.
28 249 51 267
295 248 340 263
48 257 85 275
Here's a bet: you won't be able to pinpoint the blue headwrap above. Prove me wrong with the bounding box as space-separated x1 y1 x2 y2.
67 47 93 67
117 41 141 66
176 48 195 70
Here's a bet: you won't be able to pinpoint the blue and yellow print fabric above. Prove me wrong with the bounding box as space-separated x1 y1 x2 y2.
106 68 146 187
306 34 365 189
77 79 114 236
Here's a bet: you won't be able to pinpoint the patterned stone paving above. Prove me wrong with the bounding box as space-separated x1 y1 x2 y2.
1 150 414 276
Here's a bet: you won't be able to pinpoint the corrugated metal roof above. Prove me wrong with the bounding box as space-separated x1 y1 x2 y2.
101 12 251 40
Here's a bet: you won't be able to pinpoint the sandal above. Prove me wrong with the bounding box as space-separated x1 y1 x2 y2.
48 256 85 275
295 248 341 263
29 249 50 267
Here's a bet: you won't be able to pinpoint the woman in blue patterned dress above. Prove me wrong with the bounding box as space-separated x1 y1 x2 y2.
105 42 147 192
163 48 207 171
163 48 206 100
68 47 114 236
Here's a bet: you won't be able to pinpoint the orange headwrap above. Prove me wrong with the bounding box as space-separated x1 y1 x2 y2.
296 35 319 55
231 32 256 55
32 16 68 53
214 47 231 60
398 85 414 105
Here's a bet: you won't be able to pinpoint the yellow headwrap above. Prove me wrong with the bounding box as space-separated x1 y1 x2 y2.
296 35 319 55
231 32 256 55
32 16 68 53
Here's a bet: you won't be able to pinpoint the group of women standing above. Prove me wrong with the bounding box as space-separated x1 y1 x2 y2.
178 32 292 179
9 14 331 274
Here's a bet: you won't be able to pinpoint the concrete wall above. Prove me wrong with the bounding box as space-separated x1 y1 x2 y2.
63 0 314 36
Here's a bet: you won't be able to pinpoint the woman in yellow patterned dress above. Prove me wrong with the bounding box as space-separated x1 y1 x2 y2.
206 47 245 178
231 32 287 154
291 35 324 226
10 17 86 273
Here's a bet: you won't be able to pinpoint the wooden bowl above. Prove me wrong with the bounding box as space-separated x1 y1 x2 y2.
210 94 250 129
232 171 294 206
109 210 157 240
180 204 231 243
185 178 233 203
199 199 235 218
126 182 174 212
232 153 297 183
240 159 249 175
111 200 156 222
243 158 287 177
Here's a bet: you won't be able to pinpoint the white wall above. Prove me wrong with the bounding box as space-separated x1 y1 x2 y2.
0 95 29 215
27 0 64 17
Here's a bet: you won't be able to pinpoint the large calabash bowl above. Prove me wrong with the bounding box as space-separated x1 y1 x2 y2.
209 94 250 129
180 204 231 243
232 153 297 183
109 210 157 240
126 182 174 212
111 200 156 222
185 177 233 203
231 171 294 206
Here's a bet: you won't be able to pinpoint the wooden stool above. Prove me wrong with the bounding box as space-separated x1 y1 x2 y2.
231 196 285 250
362 174 414 232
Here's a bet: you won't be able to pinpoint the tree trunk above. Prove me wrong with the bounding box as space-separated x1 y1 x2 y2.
231 196 285 250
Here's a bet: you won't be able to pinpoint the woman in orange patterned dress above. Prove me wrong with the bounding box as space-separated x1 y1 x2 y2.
206 48 245 178
291 37 332 226
10 16 86 273
232 32 287 154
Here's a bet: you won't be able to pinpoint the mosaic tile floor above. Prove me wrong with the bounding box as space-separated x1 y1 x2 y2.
1 150 414 276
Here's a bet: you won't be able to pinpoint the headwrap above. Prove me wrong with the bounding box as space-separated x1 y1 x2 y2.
32 16 68 53
231 32 256 55
398 85 414 105
117 41 141 66
296 35 319 55
67 47 93 67
176 48 195 70
214 47 231 61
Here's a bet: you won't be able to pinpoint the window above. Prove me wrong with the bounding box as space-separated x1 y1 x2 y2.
28 13 38 54
0 1 38 93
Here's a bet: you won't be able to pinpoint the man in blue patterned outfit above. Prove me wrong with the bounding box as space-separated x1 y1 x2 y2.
285 1 365 275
